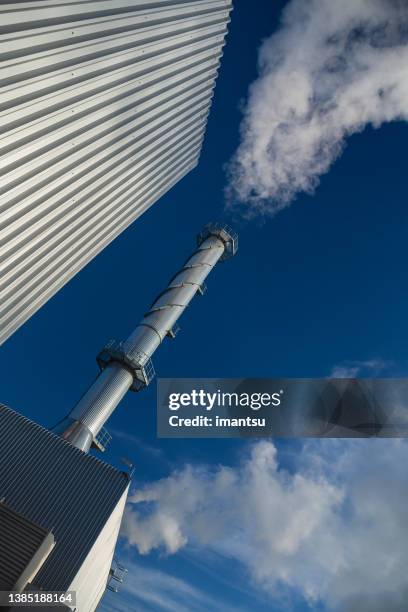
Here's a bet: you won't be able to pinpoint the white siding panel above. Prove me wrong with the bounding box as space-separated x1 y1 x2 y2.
67 486 130 612
0 0 232 344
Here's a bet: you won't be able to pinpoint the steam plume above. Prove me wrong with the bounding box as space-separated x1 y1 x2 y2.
122 439 408 610
227 0 408 216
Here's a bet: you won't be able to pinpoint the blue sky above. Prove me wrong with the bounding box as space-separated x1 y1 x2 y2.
1 0 408 610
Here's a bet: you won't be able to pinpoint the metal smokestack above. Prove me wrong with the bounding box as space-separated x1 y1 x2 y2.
53 223 237 452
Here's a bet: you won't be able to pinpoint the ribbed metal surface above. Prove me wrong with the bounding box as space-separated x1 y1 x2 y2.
0 0 232 345
0 503 50 590
0 403 129 592
72 362 134 433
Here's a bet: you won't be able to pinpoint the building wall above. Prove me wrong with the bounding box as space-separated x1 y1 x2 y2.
0 0 232 344
0 404 130 593
68 486 130 612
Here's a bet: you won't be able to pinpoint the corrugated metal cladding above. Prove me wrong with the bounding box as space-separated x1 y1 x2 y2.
0 0 232 345
0 502 52 590
0 403 129 592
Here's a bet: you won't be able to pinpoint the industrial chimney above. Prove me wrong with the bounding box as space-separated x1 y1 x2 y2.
53 223 237 453
0 223 237 612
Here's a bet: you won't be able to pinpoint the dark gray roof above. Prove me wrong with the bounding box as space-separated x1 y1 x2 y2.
0 404 129 592
0 501 53 591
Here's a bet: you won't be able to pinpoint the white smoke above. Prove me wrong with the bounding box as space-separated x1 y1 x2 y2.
226 0 408 216
122 439 408 610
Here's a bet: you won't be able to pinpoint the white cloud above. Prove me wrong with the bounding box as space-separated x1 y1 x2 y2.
122 439 408 610
226 0 408 216
329 358 391 377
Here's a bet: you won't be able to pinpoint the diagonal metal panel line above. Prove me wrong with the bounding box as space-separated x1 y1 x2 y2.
0 0 232 345
0 162 196 341
0 110 209 283
0 137 205 313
